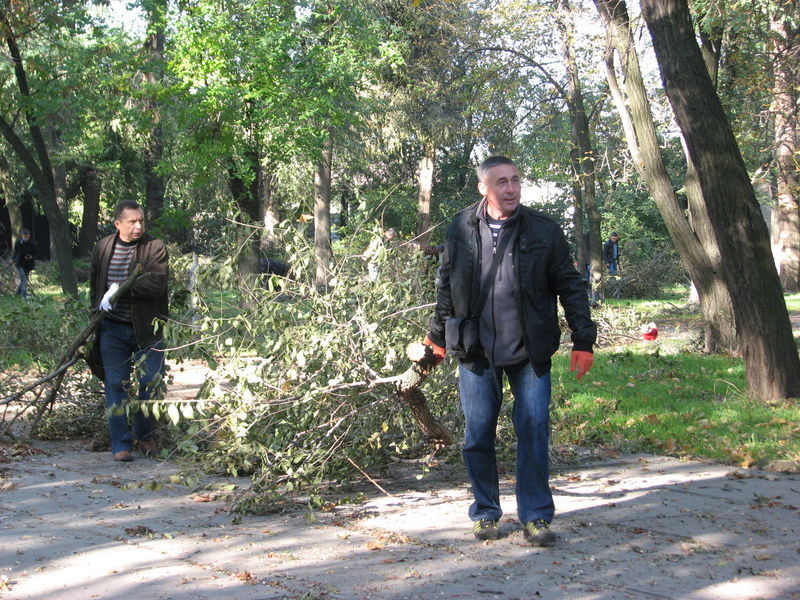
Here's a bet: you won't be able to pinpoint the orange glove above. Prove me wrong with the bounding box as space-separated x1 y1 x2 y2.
570 350 594 381
423 335 446 366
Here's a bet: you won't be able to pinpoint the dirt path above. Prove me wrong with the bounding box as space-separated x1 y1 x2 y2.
0 438 798 599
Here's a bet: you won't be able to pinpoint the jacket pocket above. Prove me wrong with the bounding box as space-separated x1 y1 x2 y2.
517 240 550 307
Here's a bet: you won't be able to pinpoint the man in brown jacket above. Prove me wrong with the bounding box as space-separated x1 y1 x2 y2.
90 200 169 462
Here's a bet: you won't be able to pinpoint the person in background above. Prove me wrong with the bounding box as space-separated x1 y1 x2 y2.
12 228 37 300
603 232 620 275
423 156 596 546
90 200 169 462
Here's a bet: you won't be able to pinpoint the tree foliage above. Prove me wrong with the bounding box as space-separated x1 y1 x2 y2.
156 223 456 505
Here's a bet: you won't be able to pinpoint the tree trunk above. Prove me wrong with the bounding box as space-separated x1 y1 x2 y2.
696 13 722 88
559 0 602 301
228 151 264 307
0 154 21 238
314 132 333 290
0 12 77 297
259 166 280 255
594 0 737 352
416 145 435 247
770 5 800 292
641 0 800 399
682 133 735 354
339 188 350 229
77 166 101 258
143 0 166 225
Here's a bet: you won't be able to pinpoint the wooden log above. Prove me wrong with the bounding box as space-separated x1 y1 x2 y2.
388 342 452 446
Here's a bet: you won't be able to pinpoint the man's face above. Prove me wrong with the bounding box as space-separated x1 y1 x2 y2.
478 163 521 219
611 235 618 243
115 208 145 243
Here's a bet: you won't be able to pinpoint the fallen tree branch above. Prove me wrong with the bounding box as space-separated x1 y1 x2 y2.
0 267 143 432
379 342 453 446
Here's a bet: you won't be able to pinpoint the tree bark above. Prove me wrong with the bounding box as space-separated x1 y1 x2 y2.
259 165 280 255
0 11 77 297
559 0 602 300
227 152 263 306
770 4 799 292
641 0 800 399
0 154 21 238
594 0 737 352
416 145 434 246
77 166 101 258
227 153 261 222
143 0 166 225
314 132 333 290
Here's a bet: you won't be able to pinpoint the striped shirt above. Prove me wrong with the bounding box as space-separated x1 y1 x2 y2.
106 239 136 322
486 215 505 252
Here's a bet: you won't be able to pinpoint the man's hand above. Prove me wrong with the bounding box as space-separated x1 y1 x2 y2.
423 335 446 366
570 350 593 381
99 282 119 312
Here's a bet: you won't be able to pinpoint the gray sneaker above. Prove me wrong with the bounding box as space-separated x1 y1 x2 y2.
472 519 500 540
523 519 556 546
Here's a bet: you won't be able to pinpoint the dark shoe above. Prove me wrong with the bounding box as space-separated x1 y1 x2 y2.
113 450 134 462
472 519 500 540
523 519 556 547
139 440 158 458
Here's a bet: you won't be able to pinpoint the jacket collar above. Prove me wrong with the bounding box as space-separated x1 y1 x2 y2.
474 198 521 225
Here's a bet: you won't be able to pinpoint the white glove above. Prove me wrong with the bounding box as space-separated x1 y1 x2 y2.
99 283 119 312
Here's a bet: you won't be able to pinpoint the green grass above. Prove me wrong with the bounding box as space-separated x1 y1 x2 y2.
551 335 799 471
0 279 89 371
785 293 800 312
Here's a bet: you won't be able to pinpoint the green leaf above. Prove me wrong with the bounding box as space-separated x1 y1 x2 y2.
168 403 181 426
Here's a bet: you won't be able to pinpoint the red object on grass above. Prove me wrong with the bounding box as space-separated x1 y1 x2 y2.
641 322 658 341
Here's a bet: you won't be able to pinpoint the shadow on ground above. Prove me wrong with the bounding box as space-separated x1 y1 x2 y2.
0 439 797 600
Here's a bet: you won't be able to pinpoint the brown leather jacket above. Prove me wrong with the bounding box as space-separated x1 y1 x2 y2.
90 232 169 347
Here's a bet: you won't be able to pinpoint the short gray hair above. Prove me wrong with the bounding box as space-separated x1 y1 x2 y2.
476 156 516 181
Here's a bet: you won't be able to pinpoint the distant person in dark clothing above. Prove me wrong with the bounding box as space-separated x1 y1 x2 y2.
603 232 620 275
12 228 37 300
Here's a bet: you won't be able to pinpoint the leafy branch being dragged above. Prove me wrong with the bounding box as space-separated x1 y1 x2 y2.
0 267 143 440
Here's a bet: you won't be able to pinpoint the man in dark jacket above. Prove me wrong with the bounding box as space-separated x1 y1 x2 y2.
603 232 620 275
424 156 596 546
12 228 37 299
90 200 169 462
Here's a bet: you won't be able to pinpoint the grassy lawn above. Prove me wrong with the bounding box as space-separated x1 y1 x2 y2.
0 280 89 370
548 289 800 470
552 350 798 470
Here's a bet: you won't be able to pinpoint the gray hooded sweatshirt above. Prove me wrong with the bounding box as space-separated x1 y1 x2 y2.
476 202 528 367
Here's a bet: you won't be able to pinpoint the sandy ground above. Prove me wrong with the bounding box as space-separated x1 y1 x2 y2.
0 436 798 600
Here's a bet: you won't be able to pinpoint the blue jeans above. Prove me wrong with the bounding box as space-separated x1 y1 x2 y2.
458 361 554 524
16 267 28 298
99 320 164 454
607 259 617 275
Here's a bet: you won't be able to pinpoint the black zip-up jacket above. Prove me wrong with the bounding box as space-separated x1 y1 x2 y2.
428 201 596 376
603 238 619 262
90 232 169 348
13 238 37 273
